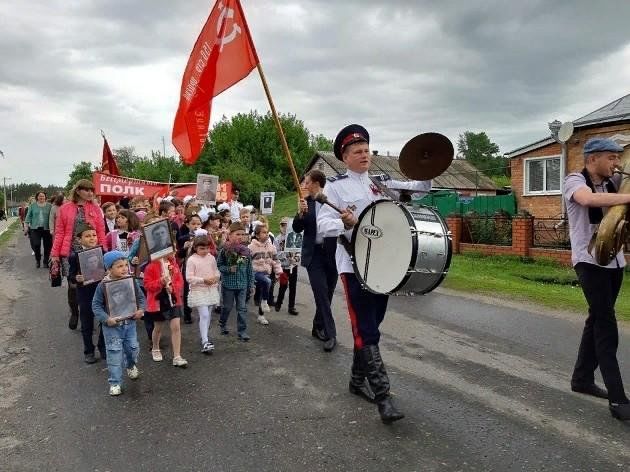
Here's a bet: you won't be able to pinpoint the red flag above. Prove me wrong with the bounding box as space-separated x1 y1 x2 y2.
101 137 120 175
172 0 259 165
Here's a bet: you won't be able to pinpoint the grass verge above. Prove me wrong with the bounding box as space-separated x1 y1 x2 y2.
0 219 20 248
442 252 630 321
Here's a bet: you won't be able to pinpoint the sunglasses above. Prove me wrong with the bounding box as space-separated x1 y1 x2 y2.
280 223 287 226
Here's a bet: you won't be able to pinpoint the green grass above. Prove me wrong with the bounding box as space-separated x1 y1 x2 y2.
442 252 630 321
0 219 20 247
264 193 300 233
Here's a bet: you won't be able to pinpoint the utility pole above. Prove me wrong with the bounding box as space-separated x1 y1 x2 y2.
162 136 166 158
3 177 11 217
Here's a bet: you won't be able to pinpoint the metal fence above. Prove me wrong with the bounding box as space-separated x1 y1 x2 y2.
416 191 517 217
532 217 571 249
463 214 512 246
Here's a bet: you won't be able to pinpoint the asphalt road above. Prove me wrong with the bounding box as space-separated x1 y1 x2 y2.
1 230 629 471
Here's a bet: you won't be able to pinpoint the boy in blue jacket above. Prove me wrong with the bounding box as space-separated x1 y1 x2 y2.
92 251 145 396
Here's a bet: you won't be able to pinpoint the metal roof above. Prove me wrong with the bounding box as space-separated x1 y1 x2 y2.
506 93 630 158
574 93 630 127
304 152 497 191
505 137 556 159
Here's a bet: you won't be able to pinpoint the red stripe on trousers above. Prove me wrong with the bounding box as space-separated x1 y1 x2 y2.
340 273 363 350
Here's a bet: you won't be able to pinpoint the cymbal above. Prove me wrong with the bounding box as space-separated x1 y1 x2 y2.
398 133 454 180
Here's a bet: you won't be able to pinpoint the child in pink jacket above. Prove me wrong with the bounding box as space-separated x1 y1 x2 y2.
248 225 282 324
186 233 220 353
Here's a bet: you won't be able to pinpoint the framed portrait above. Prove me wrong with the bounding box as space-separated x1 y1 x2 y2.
78 246 106 285
196 173 219 205
282 251 301 267
103 276 138 320
260 191 275 215
142 218 175 261
284 218 303 252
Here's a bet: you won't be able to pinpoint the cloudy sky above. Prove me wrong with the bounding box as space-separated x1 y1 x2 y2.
1 0 630 186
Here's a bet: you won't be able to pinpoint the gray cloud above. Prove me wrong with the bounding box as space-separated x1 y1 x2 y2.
1 0 629 185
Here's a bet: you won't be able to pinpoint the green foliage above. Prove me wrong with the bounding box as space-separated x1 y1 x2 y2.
457 131 509 178
1 183 64 205
310 133 333 152
491 175 511 188
0 219 20 247
129 151 196 183
60 110 332 207
112 146 138 176
463 213 512 246
65 161 97 192
189 111 324 205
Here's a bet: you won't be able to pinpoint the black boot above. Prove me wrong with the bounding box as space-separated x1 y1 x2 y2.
360 345 404 424
349 350 376 403
68 285 79 330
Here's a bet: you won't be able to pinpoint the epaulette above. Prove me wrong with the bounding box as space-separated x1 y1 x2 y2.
327 174 349 182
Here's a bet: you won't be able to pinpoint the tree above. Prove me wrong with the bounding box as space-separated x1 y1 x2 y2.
65 161 96 192
59 110 332 206
310 134 333 152
11 183 63 203
191 111 328 204
457 131 508 177
113 146 138 176
129 151 195 183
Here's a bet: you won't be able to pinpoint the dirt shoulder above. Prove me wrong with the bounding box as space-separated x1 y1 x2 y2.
0 230 30 453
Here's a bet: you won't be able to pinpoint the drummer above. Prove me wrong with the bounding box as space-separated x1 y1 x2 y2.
317 124 431 424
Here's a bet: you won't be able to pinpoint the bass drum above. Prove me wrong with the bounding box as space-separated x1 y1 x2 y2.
350 200 452 295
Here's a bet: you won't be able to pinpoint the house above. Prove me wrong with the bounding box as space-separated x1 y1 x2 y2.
506 93 630 218
302 151 498 196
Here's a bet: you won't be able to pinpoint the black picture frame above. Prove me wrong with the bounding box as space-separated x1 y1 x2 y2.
103 276 138 320
142 218 175 261
77 246 105 285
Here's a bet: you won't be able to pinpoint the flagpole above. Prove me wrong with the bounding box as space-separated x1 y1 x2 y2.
255 64 302 195
235 1 302 202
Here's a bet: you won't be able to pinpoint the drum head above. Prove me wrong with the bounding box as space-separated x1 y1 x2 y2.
351 200 416 294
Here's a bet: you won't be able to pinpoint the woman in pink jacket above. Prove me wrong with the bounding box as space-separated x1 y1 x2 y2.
51 179 107 330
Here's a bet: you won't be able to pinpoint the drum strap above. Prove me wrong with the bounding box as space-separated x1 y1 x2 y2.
338 235 353 260
369 176 398 201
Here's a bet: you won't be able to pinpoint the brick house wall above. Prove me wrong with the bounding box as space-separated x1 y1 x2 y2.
510 123 630 218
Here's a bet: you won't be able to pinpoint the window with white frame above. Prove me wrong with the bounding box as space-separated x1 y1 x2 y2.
524 156 561 195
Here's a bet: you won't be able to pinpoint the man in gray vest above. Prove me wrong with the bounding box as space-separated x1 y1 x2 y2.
564 137 630 421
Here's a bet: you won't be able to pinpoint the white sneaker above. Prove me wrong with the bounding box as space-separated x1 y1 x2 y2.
260 301 271 313
257 315 269 325
201 342 215 354
172 356 188 368
127 365 139 380
151 350 163 362
109 385 122 396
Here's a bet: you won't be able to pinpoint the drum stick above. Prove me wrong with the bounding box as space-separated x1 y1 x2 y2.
314 193 344 214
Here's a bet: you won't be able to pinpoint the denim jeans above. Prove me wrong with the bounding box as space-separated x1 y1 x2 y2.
254 272 272 301
102 321 140 386
220 288 248 335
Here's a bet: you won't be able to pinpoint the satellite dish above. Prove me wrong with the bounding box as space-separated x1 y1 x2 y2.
557 122 574 143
